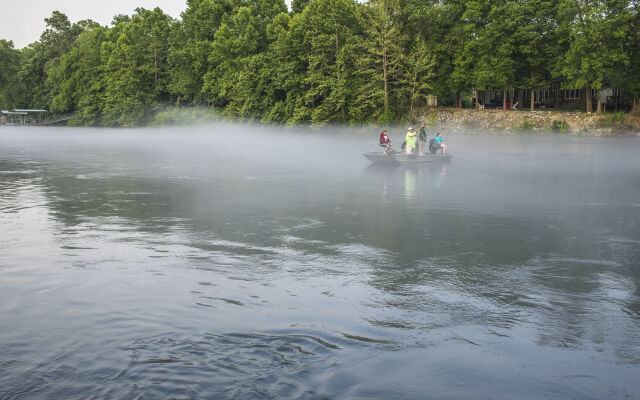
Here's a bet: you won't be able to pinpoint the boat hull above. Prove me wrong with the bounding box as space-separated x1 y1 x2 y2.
362 152 452 164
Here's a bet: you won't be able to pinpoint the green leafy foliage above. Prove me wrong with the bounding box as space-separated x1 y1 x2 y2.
513 119 535 131
555 0 631 112
551 119 569 132
101 8 174 126
0 40 26 108
18 12 88 109
425 112 437 128
598 111 626 127
286 0 360 124
350 0 403 122
1 0 637 126
47 25 106 124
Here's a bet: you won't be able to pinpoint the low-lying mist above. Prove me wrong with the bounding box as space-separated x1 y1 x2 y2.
3 122 639 217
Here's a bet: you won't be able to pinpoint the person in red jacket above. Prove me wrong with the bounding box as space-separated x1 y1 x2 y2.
379 129 392 154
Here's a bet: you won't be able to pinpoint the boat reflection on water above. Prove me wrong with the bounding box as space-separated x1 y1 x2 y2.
433 163 447 189
405 169 416 198
363 162 449 199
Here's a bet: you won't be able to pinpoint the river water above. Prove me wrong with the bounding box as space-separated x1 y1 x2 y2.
1 125 639 399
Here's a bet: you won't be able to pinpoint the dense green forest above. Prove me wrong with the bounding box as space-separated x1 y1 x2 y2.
0 0 638 126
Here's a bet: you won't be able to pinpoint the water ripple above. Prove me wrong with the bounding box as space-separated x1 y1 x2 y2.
119 331 343 399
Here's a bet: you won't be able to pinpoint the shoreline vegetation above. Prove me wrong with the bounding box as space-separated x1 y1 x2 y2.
150 106 640 136
1 0 639 129
1 106 639 136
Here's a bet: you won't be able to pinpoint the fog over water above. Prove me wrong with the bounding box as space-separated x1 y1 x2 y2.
1 124 639 399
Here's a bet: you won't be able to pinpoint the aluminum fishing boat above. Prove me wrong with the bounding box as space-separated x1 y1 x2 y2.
362 151 452 164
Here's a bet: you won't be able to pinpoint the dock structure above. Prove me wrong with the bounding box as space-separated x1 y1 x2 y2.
0 109 75 125
1 109 48 125
0 110 29 124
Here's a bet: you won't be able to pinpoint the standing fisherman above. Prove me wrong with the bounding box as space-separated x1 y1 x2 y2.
418 123 427 155
405 127 417 154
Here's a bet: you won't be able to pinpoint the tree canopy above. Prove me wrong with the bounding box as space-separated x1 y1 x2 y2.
1 0 637 125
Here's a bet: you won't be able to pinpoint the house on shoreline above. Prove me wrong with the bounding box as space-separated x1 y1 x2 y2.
471 86 628 112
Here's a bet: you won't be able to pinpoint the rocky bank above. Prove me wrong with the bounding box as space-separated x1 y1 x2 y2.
419 108 640 136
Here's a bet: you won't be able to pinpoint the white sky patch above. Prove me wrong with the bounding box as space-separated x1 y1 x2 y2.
1 0 184 49
1 0 294 49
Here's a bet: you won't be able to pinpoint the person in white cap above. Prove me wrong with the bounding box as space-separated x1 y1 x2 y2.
405 127 417 154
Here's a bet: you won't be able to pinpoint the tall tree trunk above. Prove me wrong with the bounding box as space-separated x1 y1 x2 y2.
503 89 507 110
586 84 593 113
456 89 461 108
334 26 340 70
410 66 418 114
334 25 345 119
530 88 535 111
530 72 535 112
382 40 388 113
596 89 602 113
154 49 158 90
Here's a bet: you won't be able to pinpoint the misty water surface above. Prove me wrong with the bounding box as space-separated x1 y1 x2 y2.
1 125 639 399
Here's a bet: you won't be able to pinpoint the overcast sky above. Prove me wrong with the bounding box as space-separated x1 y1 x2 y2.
0 0 188 49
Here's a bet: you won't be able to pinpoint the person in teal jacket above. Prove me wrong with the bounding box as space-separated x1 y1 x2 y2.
434 132 448 155
405 127 417 154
